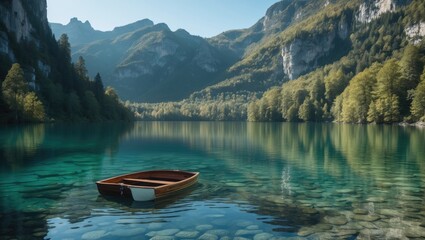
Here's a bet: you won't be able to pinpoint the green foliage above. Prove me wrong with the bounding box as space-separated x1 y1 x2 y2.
247 0 425 124
130 95 248 121
247 88 283 122
23 92 45 122
410 69 425 121
1 64 28 121
83 91 100 121
298 97 315 121
334 63 381 123
1 64 46 122
367 59 401 123
0 26 132 123
64 91 82 120
404 0 425 25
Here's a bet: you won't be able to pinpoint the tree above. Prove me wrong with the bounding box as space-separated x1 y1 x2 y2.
298 97 314 121
411 69 425 121
23 92 45 122
105 86 119 101
58 34 71 60
75 56 89 82
65 91 81 119
337 63 381 123
247 100 259 122
325 68 346 101
92 73 105 104
83 91 100 120
57 34 73 90
368 59 401 123
1 64 28 121
398 45 422 116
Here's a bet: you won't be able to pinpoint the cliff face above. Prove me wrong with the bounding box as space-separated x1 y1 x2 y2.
0 0 50 76
356 0 410 23
280 0 411 80
0 0 47 43
0 0 40 60
281 18 349 80
405 22 425 44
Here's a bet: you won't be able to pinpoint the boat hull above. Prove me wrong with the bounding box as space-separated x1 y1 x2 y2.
96 170 199 201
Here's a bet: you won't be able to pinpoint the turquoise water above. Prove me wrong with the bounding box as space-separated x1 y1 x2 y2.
0 122 425 239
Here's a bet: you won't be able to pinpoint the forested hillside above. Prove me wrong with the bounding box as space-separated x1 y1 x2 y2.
0 0 132 123
130 0 425 123
248 0 425 123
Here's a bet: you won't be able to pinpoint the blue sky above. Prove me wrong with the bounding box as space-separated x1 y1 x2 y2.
47 0 279 37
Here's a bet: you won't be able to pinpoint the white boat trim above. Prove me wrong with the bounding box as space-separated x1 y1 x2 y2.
129 187 156 201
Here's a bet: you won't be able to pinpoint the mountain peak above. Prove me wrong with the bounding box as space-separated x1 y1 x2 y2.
68 17 93 28
112 19 154 34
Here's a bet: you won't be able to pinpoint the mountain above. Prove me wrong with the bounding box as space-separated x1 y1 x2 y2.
128 0 425 122
51 0 425 122
50 18 104 47
51 19 234 102
0 0 132 123
50 18 154 51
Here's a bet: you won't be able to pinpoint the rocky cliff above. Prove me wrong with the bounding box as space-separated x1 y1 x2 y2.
406 22 425 44
356 0 410 23
282 12 350 79
0 0 48 61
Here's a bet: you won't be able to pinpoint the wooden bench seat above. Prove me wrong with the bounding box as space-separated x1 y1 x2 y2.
123 178 176 185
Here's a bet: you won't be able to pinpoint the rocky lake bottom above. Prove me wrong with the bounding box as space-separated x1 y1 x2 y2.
0 122 424 239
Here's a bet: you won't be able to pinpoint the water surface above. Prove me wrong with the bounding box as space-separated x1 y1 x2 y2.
1 122 424 239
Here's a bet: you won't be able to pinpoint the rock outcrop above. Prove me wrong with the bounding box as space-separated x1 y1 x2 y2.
405 22 425 45
0 0 47 43
0 0 47 60
356 0 410 23
0 0 50 76
282 17 349 80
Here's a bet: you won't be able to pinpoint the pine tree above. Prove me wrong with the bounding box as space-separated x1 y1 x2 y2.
58 34 71 60
92 73 105 104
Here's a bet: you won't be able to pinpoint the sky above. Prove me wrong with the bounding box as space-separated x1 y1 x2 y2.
46 0 279 38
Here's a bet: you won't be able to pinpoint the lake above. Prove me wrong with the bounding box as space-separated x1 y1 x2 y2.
0 122 425 239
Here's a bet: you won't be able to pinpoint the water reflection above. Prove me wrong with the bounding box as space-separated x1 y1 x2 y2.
0 124 45 171
0 122 424 239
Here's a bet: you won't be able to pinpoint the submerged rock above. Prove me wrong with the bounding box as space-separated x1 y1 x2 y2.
175 230 200 238
198 233 219 240
235 229 263 236
405 226 425 238
253 232 274 240
353 214 380 222
81 230 108 240
196 224 214 231
353 209 369 215
206 229 229 237
324 215 348 225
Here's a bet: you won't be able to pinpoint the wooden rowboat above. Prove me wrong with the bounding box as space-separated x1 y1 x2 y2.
96 170 199 201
